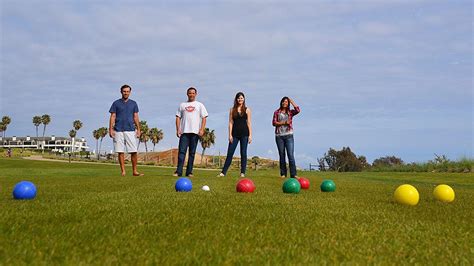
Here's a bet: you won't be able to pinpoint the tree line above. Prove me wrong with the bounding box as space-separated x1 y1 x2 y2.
1 115 470 171
317 147 472 173
1 115 217 162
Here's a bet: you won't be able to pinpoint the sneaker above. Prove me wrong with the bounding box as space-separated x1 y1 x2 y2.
187 174 194 178
280 175 286 179
217 173 225 177
240 173 245 178
173 173 179 177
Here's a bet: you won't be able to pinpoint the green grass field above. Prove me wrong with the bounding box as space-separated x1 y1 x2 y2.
1 158 473 264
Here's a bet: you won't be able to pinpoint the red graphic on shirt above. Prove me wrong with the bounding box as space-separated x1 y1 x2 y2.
185 106 195 112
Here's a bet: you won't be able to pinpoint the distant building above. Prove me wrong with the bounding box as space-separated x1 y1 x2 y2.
0 136 89 152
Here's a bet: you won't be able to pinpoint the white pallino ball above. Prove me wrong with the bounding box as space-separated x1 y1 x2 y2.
202 185 210 191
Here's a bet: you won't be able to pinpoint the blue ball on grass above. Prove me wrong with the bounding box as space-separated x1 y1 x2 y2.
13 181 37 200
175 177 192 192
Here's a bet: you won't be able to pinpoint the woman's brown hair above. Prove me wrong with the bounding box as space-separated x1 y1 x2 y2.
232 92 247 119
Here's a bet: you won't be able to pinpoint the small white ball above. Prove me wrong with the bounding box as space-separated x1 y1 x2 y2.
202 185 210 191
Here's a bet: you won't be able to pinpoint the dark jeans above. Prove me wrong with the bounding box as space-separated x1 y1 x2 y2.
221 136 248 175
176 133 199 176
275 134 297 178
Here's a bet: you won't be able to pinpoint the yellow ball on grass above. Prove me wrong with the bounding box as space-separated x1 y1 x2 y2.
433 184 455 203
394 184 419 206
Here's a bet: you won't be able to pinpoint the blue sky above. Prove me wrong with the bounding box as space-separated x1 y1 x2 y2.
1 0 472 167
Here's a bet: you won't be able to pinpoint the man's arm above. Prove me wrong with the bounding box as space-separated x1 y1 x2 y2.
199 103 209 137
199 117 207 137
109 113 116 138
176 116 182 138
133 112 141 138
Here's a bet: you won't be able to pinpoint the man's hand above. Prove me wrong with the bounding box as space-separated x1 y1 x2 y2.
229 136 233 143
248 136 252 144
109 129 115 138
199 129 205 137
176 129 182 138
136 130 141 138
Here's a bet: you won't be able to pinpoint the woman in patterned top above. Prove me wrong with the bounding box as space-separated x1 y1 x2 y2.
272 97 300 179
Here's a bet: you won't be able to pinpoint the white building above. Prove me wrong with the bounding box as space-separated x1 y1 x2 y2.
0 136 89 152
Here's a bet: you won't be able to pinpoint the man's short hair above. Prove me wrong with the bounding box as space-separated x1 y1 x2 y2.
187 87 197 93
121 84 132 92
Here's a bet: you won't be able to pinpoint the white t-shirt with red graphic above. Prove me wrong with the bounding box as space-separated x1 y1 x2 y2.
176 100 208 134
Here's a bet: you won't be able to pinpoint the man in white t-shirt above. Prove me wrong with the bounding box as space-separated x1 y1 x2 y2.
174 87 208 177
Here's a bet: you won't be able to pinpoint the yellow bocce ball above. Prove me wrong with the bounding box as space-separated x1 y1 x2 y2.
433 184 455 203
394 184 420 206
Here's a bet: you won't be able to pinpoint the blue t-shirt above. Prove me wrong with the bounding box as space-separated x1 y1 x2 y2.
109 99 139 132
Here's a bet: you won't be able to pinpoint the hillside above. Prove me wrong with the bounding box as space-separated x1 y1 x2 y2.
125 148 278 169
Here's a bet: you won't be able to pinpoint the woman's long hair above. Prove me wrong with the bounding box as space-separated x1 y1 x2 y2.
232 92 247 119
279 96 290 112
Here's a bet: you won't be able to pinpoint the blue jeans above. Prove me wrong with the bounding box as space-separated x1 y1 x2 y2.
221 136 248 175
275 134 297 178
176 133 199 176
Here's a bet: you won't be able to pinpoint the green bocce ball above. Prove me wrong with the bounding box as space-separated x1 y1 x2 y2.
320 180 336 192
283 178 301 194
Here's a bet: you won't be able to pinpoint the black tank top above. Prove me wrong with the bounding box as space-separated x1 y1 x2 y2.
232 111 249 137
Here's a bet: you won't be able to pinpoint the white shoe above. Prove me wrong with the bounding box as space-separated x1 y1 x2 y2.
217 173 225 177
240 173 245 178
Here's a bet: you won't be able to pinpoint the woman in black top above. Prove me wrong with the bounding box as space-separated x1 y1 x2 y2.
218 92 252 177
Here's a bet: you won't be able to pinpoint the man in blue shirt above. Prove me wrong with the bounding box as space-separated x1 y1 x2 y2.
109 84 143 176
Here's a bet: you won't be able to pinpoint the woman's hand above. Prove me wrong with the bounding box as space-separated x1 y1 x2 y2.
289 97 295 106
289 98 298 108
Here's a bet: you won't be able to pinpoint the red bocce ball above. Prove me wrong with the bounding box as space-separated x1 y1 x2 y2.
298 177 310 190
236 178 256 193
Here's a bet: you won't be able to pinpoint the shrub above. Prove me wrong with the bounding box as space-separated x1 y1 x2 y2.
319 147 368 172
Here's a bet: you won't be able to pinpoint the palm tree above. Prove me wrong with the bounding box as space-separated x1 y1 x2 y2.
0 123 5 138
199 128 216 164
69 130 77 138
33 116 42 137
69 129 77 153
1 116 11 137
72 120 83 153
41 114 51 138
73 120 83 131
92 129 101 159
98 127 108 158
138 121 149 160
148 127 164 152
41 114 51 153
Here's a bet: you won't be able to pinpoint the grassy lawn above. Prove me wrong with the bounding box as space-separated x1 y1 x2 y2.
1 158 473 264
